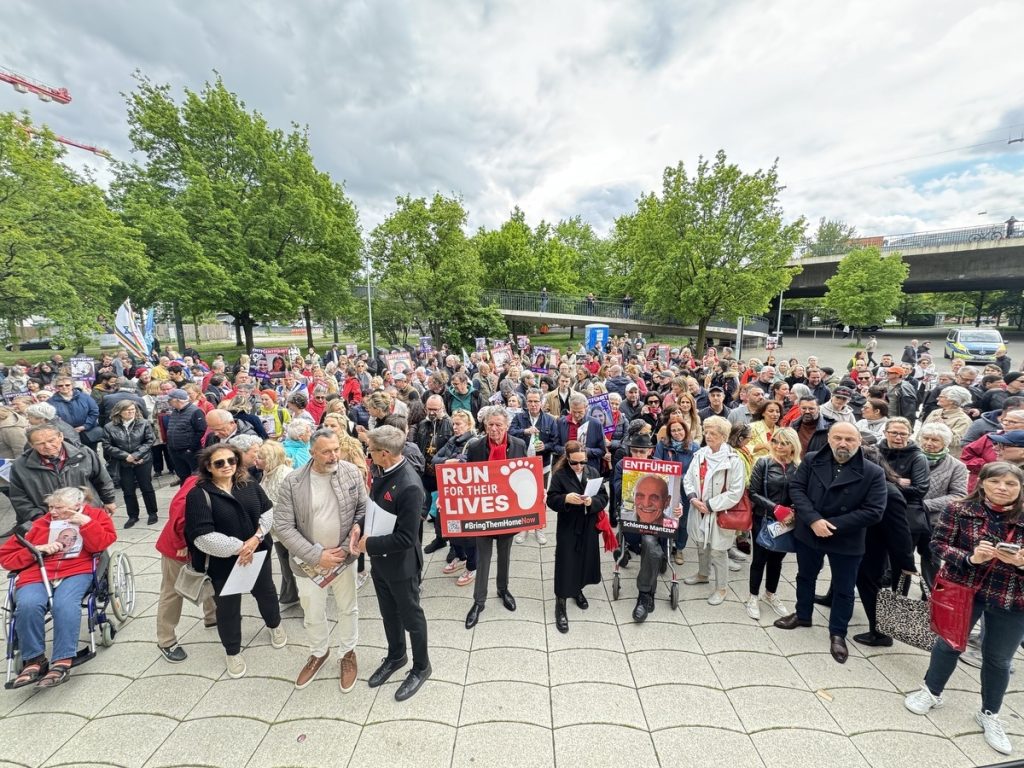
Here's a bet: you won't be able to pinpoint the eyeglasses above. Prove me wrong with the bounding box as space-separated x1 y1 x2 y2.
885 430 910 437
314 397 326 402
211 457 238 469
56 383 72 388
568 459 588 466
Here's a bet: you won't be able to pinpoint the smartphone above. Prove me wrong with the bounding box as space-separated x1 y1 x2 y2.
996 542 1021 554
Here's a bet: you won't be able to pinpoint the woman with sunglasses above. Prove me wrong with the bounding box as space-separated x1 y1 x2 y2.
548 439 609 633
639 394 662 430
185 444 287 679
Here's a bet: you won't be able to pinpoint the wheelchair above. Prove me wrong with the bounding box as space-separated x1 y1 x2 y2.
2 527 136 689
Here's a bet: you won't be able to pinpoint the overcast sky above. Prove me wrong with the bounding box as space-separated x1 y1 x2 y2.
4 0 1023 239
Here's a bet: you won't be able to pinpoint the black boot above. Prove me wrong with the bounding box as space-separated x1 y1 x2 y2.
632 593 650 623
555 598 569 634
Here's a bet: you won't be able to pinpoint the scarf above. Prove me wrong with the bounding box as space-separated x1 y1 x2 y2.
923 448 948 464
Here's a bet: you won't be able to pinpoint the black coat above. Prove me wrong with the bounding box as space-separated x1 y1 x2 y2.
548 464 608 598
789 448 887 556
749 456 797 522
98 390 150 427
166 403 207 452
864 481 916 574
463 434 528 462
184 480 273 582
879 442 931 534
102 419 156 464
365 460 425 582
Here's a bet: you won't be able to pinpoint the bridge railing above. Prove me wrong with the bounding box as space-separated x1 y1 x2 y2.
483 289 769 334
799 220 1024 258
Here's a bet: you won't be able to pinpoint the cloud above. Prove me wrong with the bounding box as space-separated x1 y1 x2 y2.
2 0 1022 240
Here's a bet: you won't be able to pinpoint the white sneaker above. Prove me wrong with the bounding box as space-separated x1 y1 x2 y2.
514 532 526 544
763 593 789 617
269 625 287 649
226 653 247 679
534 530 547 545
904 685 944 715
744 595 761 620
728 547 748 562
683 574 709 585
708 590 727 606
357 571 370 590
976 710 1012 755
728 560 742 572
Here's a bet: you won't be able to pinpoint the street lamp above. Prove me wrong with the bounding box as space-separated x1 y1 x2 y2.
365 253 376 360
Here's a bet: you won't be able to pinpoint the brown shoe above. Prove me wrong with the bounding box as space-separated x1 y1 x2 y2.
340 650 358 693
295 652 329 689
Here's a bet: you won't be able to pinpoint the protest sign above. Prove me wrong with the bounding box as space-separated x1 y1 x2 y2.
531 346 553 373
586 393 615 437
345 343 358 357
70 356 96 385
516 335 530 350
252 347 289 380
491 343 514 372
385 351 413 377
436 457 546 537
619 457 682 537
419 336 433 353
475 337 487 352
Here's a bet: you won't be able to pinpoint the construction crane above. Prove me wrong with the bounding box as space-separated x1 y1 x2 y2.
15 121 111 159
0 66 71 104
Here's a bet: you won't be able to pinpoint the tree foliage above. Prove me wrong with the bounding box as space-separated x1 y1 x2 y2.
0 112 145 348
614 151 805 350
116 74 361 349
802 217 857 258
823 246 909 331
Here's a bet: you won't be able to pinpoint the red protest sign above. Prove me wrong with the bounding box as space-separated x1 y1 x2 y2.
436 457 546 537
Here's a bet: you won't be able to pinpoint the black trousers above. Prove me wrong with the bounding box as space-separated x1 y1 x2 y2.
151 444 171 474
749 536 786 596
274 540 298 604
474 534 514 606
119 459 158 520
169 448 198 481
371 570 429 671
211 554 280 656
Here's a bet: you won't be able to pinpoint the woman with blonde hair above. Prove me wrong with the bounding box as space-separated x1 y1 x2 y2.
183 383 213 414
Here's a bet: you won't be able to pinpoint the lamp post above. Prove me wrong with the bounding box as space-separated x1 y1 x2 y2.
365 253 376 360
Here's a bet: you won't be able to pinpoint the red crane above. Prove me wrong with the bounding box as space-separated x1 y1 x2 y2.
0 66 71 104
15 121 112 159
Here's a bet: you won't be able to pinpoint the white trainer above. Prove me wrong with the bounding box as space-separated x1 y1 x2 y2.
514 532 526 544
269 625 288 649
534 530 547 545
708 590 727 606
728 560 742 572
976 710 1012 755
904 685 944 715
744 595 760 620
226 653 247 679
764 593 789 617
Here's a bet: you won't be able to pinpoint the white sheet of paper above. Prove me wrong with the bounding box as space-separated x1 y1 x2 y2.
219 550 268 596
583 477 603 498
365 500 397 537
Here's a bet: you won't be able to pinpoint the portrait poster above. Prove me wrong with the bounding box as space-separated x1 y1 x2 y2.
345 343 358 357
436 457 546 537
516 335 530 350
491 343 514 372
531 346 553 373
70 356 96 385
475 337 487 352
419 336 433 353
48 520 83 559
586 393 615 437
385 351 413 377
619 457 682 537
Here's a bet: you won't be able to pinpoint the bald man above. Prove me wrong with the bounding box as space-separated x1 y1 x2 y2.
774 422 887 665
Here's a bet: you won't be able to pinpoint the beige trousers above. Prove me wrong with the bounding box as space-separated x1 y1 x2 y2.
157 556 217 648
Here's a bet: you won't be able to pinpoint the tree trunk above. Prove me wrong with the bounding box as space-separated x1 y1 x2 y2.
234 317 243 346
332 318 339 344
695 317 710 355
240 312 255 351
569 325 574 340
303 304 314 351
171 300 186 352
975 291 986 328
192 314 201 344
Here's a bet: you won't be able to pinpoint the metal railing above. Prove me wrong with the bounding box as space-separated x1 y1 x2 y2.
799 220 1023 258
483 289 769 334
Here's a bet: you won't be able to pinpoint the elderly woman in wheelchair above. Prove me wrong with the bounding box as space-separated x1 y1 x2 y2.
0 487 117 689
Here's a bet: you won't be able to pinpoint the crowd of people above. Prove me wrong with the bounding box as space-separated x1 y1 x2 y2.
2 333 1024 754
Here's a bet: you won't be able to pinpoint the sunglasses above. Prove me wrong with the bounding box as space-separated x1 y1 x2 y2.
211 457 238 469
568 459 588 466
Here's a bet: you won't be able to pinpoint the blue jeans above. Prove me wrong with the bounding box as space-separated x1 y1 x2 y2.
794 539 861 637
924 598 1024 713
674 500 690 551
15 573 92 662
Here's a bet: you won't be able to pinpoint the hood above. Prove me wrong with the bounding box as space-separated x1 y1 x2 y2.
981 410 1003 426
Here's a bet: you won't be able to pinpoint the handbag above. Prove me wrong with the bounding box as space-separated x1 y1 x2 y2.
716 468 753 531
877 573 936 651
756 515 797 553
929 527 1014 652
174 554 215 605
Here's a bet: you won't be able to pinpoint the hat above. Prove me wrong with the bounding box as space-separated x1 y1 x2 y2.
168 388 189 401
626 433 655 450
990 430 1024 447
1007 371 1024 385
708 386 725 394
393 373 407 381
833 386 855 400
886 365 906 375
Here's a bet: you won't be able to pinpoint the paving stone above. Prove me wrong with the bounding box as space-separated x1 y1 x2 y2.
551 682 646 729
367 678 463 726
789 653 897 693
710 650 807 690
138 639 229 681
751 727 872 768
618 621 701 654
548 648 634 687
823 686 943 736
0 713 87 768
639 683 742 731
232 644 317 683
545 620 625 653
729 685 843 733
144 716 267 768
276 674 379 726
609 594 687 626
467 646 549 685
629 649 721 689
653 726 766 767
555 724 658 768
247 718 361 768
870 652 980 694
952 732 1023 765
460 680 552 727
691 621 780 656
10 672 129 719
185 677 293 721
425 617 477 652
764 623 864 657
680 596 765 626
98 673 214 719
551 594 618 625
452 722 554 768
470 618 547 650
349 721 455 767
851 731 974 768
43 714 176 768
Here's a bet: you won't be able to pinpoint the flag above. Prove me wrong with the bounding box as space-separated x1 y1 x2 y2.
114 299 149 360
143 308 155 354
462 347 470 366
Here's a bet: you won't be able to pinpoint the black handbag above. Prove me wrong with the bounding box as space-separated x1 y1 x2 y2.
876 573 935 651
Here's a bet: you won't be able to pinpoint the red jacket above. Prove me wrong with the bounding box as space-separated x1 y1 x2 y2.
342 377 363 405
961 434 997 492
155 475 200 562
0 506 117 587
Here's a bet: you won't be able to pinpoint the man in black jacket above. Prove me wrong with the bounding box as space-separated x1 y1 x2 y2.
462 405 528 629
774 423 887 664
355 425 430 701
165 389 207 483
417 395 454 555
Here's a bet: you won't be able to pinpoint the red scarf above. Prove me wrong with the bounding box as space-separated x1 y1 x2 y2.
488 439 507 461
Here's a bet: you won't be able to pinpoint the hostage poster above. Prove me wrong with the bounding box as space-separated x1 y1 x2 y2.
586 393 615 437
490 343 514 372
385 351 414 377
436 457 546 537
531 346 560 374
619 457 682 537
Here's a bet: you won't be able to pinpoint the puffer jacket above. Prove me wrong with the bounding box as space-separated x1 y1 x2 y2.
165 402 206 452
50 389 99 431
102 418 156 464
8 444 116 527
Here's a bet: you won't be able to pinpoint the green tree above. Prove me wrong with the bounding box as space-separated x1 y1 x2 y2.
118 74 362 350
614 151 805 351
802 217 857 258
368 194 505 349
823 247 909 338
0 113 145 349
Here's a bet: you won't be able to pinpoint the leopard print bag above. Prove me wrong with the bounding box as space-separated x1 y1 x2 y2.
876 574 936 651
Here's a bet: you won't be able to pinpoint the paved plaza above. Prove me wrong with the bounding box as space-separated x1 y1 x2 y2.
2 332 1021 768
